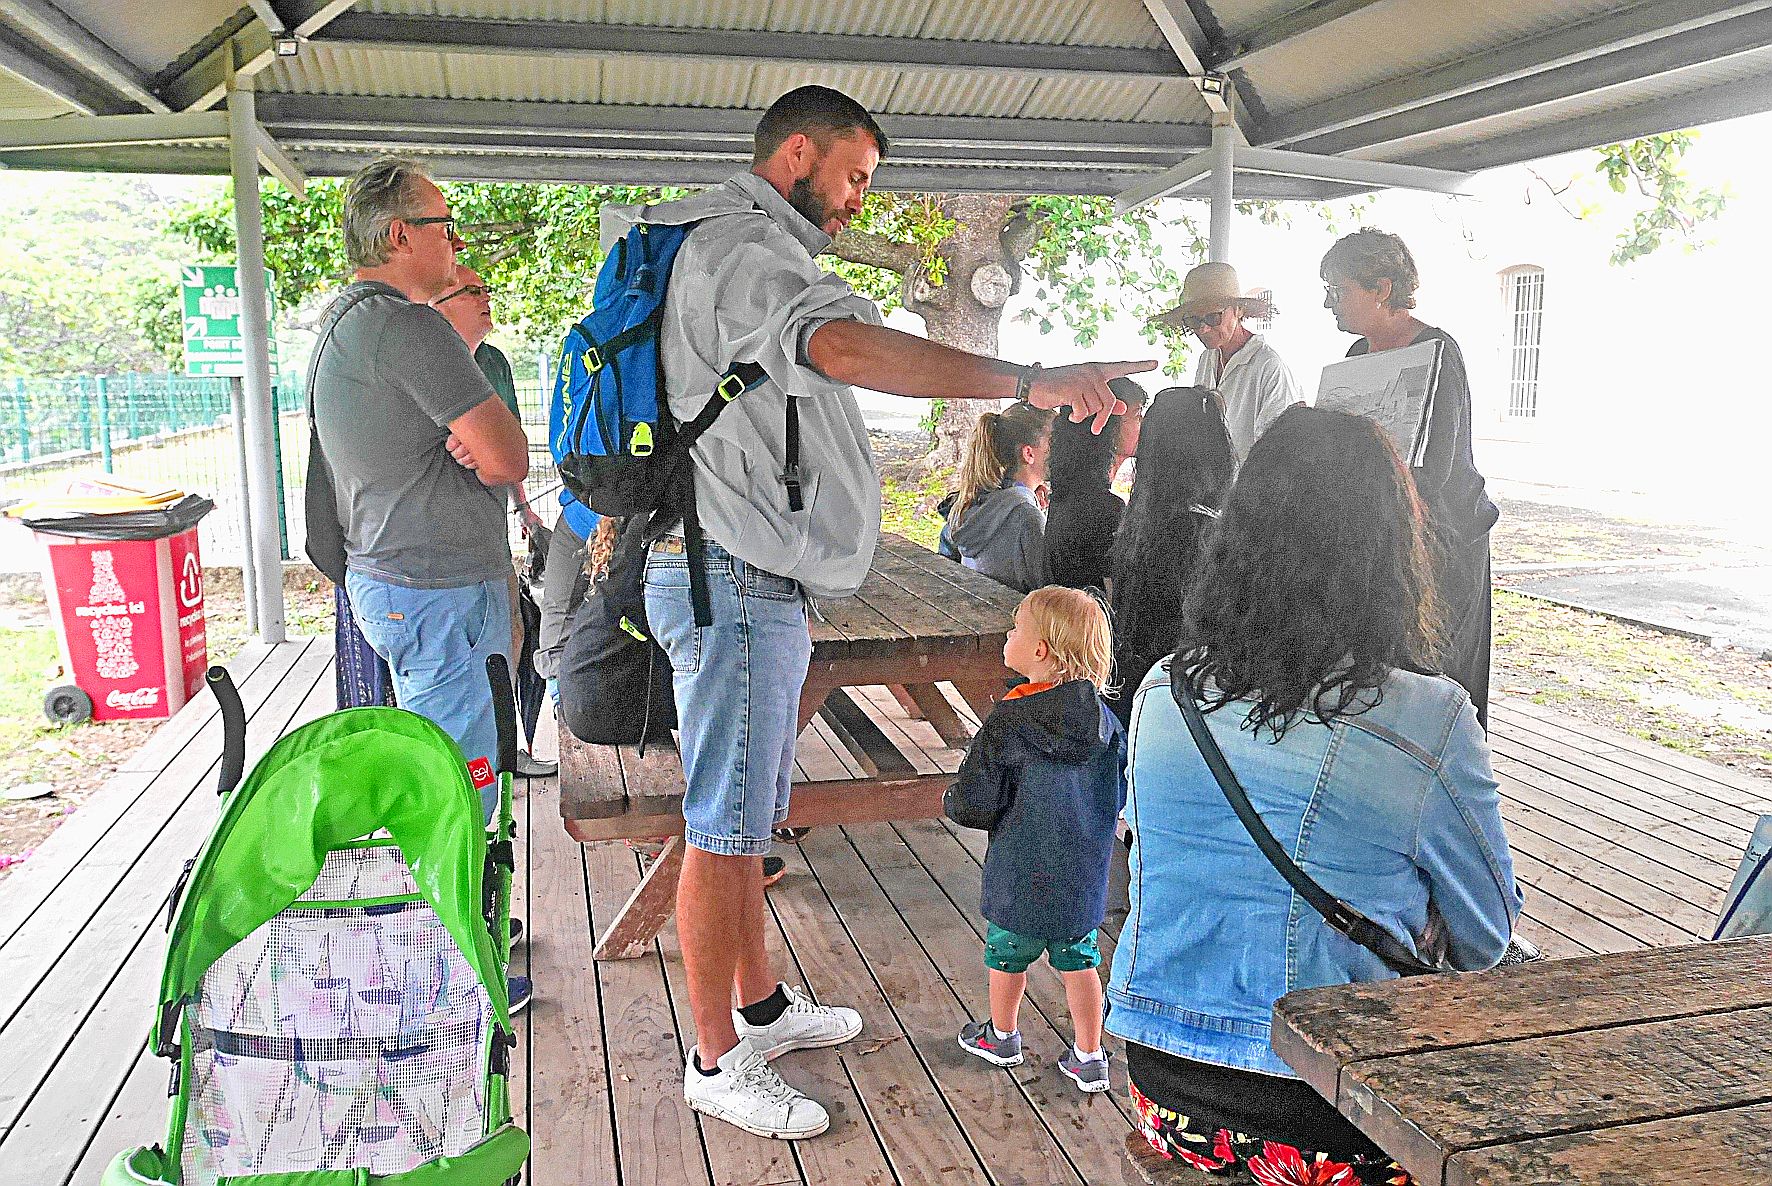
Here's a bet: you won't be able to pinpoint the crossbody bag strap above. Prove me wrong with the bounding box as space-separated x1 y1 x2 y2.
1166 664 1442 977
305 285 385 443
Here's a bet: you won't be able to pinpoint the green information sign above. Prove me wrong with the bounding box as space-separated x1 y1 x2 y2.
180 264 277 377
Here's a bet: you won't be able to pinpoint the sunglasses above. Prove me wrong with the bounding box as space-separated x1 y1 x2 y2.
438 283 493 303
1180 309 1228 333
406 215 459 240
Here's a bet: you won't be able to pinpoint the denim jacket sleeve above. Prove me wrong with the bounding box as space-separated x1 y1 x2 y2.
946 720 1012 831
1416 697 1523 969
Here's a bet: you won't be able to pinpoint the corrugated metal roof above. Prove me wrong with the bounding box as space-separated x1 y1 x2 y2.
5 0 1772 200
0 67 76 119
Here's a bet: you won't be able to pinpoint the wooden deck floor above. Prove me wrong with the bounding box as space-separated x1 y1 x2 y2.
0 637 1765 1184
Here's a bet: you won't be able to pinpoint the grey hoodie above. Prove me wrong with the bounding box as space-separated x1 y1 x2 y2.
599 175 883 599
949 481 1049 593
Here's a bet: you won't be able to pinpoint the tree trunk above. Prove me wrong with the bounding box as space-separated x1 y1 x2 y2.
901 194 1017 468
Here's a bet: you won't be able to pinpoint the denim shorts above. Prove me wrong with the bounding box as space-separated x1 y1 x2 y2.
643 539 811 856
984 922 1102 974
344 569 511 823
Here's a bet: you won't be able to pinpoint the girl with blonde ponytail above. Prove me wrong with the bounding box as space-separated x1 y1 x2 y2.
938 402 1055 593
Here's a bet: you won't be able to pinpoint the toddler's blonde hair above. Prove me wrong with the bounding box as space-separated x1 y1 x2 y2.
1018 585 1115 693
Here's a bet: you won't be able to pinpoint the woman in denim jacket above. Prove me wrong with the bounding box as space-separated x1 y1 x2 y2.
1107 407 1521 1185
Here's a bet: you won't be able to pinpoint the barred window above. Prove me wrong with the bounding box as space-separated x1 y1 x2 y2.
1503 267 1546 419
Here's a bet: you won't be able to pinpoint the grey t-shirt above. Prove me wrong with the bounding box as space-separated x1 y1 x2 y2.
312 281 510 588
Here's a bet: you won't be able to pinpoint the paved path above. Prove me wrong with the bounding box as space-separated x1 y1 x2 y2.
1506 564 1772 654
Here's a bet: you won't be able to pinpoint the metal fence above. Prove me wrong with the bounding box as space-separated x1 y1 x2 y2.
2 371 563 564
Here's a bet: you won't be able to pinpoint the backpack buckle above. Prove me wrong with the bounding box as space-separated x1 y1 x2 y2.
716 372 750 402
583 346 604 373
628 421 654 458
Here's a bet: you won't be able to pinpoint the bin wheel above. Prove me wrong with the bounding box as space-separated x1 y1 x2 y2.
43 684 93 726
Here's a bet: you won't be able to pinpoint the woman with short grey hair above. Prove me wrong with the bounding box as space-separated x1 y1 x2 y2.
1320 228 1499 727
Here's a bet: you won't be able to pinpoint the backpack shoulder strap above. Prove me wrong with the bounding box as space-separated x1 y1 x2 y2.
1165 662 1444 977
305 284 385 422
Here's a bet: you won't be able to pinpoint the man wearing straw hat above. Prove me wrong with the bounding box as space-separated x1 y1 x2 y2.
1156 261 1304 462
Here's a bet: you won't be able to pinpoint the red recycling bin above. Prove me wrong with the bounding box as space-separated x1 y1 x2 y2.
40 528 209 721
10 480 215 723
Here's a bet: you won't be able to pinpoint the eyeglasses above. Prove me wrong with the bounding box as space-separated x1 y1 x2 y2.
438 283 493 303
1180 310 1228 333
406 216 459 240
1322 282 1346 305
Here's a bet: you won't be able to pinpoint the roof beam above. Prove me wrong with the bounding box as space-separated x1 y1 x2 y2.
1233 147 1478 194
1139 0 1252 141
0 22 126 114
1112 151 1213 213
0 110 226 150
307 13 1186 82
1211 0 1386 72
1405 70 1772 173
1259 0 1772 146
159 0 357 111
254 94 1212 156
254 125 306 196
1294 6 1772 155
0 0 167 112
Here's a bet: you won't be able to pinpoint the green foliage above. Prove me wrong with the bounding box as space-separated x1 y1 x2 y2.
917 398 947 436
0 174 213 377
1017 196 1201 377
168 180 681 348
1592 132 1730 266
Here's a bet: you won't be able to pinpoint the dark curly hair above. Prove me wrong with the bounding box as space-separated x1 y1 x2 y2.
1110 388 1235 684
1175 406 1443 738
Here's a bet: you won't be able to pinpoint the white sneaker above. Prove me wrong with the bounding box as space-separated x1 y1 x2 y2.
734 983 863 1060
683 1038 830 1139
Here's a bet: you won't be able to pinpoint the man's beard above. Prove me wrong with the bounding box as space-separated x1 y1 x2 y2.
787 174 835 232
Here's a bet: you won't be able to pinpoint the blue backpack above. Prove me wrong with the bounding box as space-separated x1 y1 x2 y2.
550 214 792 626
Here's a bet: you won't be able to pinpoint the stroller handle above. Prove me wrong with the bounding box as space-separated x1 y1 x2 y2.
207 666 246 795
486 654 519 776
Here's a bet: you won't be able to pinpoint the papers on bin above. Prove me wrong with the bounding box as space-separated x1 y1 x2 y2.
6 475 214 539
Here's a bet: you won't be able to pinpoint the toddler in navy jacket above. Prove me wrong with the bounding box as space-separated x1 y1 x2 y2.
944 585 1128 1092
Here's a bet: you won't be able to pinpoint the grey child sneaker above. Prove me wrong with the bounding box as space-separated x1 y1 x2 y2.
958 1019 1023 1067
1058 1048 1111 1092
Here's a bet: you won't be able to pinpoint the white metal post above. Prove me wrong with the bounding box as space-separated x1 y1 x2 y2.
226 83 287 643
228 376 260 636
1208 115 1234 262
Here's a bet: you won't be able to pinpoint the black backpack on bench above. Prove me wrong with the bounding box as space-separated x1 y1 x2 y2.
556 517 677 747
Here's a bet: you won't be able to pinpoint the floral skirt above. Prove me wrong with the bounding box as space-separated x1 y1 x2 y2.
1129 1078 1411 1186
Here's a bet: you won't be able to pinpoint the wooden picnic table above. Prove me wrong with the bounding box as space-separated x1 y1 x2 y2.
558 532 1018 957
1271 936 1772 1185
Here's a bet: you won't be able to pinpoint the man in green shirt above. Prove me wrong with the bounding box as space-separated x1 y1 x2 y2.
435 266 553 777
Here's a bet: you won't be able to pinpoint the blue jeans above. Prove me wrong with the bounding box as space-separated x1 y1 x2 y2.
644 540 811 856
345 570 511 822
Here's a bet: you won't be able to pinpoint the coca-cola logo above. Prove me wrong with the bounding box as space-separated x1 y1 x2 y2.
105 687 162 710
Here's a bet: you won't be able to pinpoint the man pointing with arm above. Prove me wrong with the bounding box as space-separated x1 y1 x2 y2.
620 85 1151 1139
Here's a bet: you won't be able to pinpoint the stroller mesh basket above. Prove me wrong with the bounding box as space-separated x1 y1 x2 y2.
105 674 528 1186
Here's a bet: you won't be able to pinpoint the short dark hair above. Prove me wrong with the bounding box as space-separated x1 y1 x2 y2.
753 85 889 165
1321 228 1420 310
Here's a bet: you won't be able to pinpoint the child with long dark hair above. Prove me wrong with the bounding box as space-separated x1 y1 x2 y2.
1107 387 1235 722
940 402 1055 593
1044 382 1138 593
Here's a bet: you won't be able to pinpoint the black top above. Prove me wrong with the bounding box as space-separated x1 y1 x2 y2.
1045 489 1124 592
1348 325 1499 545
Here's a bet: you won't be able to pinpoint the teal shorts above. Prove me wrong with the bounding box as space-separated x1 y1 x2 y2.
984 922 1101 974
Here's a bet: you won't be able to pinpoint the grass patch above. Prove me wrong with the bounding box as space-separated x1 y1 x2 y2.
880 467 954 552
1492 589 1772 773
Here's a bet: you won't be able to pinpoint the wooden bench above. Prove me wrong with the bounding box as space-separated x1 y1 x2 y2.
557 534 1018 959
560 685 976 958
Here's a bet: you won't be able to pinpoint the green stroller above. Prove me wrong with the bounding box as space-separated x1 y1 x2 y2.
104 657 529 1185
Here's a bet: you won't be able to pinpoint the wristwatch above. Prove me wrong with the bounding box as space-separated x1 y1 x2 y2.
1013 362 1041 404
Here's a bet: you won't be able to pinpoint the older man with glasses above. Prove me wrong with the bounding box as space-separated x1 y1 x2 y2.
310 156 532 865
1156 261 1304 463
